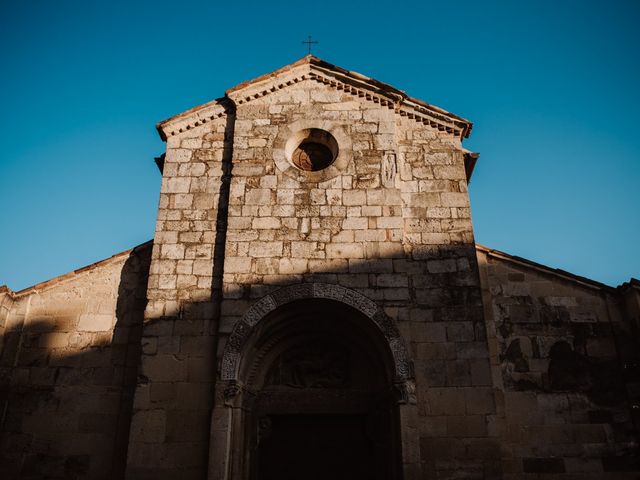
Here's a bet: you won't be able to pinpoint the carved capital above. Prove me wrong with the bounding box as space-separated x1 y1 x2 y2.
394 380 417 405
223 381 244 407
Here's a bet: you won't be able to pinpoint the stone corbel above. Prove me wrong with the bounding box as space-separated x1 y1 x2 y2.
223 380 252 408
394 380 417 405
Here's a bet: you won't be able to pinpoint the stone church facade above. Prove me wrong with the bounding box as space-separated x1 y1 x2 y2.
1 56 639 480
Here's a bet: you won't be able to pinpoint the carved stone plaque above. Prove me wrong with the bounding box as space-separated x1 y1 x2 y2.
382 151 397 188
265 341 350 388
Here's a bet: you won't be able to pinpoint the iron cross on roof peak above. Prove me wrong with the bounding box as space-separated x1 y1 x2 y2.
302 35 319 55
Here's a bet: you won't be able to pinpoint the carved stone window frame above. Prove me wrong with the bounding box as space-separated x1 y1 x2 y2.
273 120 353 182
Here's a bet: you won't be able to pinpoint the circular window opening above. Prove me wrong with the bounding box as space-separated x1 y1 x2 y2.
286 128 339 172
292 142 333 171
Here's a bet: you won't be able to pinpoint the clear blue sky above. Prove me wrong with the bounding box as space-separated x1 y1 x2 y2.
1 0 638 290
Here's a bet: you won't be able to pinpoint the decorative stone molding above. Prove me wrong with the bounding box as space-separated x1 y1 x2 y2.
156 99 231 140
273 120 353 183
220 283 414 386
156 56 473 142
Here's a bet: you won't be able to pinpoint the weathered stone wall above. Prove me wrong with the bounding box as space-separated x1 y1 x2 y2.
4 57 636 480
0 288 14 359
126 109 231 478
0 244 150 479
477 247 640 479
130 65 500 479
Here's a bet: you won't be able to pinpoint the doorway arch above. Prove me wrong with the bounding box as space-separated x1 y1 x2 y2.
220 283 412 386
211 284 415 480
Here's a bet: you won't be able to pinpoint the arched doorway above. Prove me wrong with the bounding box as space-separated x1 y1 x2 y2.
224 298 403 480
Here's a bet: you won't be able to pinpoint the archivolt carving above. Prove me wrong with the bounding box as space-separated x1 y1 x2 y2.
220 283 413 386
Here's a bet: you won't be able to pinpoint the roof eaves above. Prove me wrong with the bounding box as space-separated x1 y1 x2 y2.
156 55 473 141
226 55 313 95
476 244 615 292
306 57 472 138
156 97 229 141
8 241 153 298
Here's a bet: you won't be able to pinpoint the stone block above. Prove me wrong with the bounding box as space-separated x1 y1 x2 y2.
411 322 446 343
376 217 403 229
291 241 325 259
424 388 466 415
465 387 495 414
252 217 281 229
165 177 191 193
278 258 308 274
427 259 458 274
522 457 565 474
342 190 366 206
160 244 185 260
376 274 408 288
142 355 187 382
419 437 464 460
224 257 252 273
249 242 283 257
446 322 475 342
446 415 487 437
341 217 367 230
78 413 116 434
439 194 470 213
129 409 166 443
77 314 113 332
245 188 273 205
308 259 348 273
446 359 472 386
470 359 492 386
326 243 364 259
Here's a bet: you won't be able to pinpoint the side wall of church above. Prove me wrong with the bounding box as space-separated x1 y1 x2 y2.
477 248 639 479
0 245 150 479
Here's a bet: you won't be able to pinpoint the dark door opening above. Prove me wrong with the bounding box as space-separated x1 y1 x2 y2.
240 300 401 480
257 414 386 480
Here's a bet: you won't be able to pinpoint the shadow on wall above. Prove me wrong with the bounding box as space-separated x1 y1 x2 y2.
0 248 638 478
0 242 492 480
0 245 150 480
0 101 638 478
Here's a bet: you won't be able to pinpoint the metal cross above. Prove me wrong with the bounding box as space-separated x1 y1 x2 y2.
302 35 319 55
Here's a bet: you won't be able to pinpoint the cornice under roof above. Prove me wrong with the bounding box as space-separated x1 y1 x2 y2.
157 55 473 141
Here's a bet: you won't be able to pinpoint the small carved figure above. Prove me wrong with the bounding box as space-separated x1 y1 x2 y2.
382 151 397 187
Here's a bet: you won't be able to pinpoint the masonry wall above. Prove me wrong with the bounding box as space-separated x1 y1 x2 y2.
0 244 150 479
128 71 501 479
477 248 640 479
3 60 639 480
126 112 230 479
221 80 499 479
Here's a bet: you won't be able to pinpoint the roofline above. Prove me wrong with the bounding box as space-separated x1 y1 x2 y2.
156 96 231 142
225 55 312 95
617 277 640 293
156 55 473 141
0 241 153 299
227 56 472 126
475 244 618 292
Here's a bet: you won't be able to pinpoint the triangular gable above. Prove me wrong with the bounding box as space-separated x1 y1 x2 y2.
157 56 473 141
